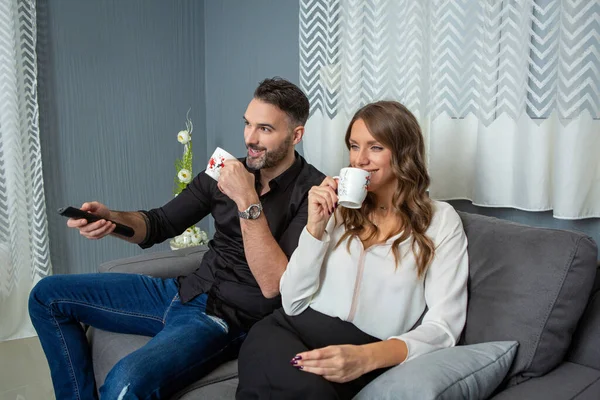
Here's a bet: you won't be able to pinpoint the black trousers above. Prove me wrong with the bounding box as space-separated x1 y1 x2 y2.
236 307 387 400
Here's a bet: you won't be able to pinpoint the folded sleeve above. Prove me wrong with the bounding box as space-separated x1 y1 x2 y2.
280 226 331 316
389 206 469 362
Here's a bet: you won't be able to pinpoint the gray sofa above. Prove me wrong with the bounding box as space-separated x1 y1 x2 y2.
88 212 600 399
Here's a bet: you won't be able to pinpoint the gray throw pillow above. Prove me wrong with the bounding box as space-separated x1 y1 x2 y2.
458 212 597 386
354 341 518 400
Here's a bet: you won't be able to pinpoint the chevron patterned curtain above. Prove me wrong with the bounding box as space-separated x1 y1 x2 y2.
0 0 51 341
300 0 600 219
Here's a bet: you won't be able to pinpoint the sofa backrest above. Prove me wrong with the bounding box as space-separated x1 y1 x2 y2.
567 266 600 369
457 212 598 387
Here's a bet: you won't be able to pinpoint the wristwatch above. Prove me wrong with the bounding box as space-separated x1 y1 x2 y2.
238 203 263 220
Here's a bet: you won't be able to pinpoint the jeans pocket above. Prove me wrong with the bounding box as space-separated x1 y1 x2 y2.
206 314 229 334
162 293 180 323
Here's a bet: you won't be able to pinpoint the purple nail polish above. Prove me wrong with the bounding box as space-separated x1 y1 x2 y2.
290 360 298 365
294 355 302 360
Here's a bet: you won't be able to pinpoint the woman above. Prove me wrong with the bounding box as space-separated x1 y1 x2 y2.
236 101 469 399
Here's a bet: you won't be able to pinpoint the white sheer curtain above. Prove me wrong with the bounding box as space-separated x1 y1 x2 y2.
300 0 600 219
0 0 51 341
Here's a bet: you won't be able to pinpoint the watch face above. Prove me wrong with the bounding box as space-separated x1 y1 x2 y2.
249 204 261 219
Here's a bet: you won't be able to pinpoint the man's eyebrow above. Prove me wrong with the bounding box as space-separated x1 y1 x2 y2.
243 117 276 130
257 123 275 130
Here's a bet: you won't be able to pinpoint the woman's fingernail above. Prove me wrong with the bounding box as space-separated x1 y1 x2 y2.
293 355 302 360
290 360 298 365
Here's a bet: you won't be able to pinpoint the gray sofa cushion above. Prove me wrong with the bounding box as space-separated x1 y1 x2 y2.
99 245 209 277
175 378 238 400
87 328 238 397
458 212 598 386
568 278 600 370
489 362 600 400
354 341 518 400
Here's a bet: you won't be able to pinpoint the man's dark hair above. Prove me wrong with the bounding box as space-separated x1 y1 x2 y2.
253 77 310 127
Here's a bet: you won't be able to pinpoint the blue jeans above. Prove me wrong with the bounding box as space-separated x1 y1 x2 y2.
29 273 246 400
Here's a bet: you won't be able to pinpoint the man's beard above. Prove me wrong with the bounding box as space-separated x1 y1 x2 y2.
246 134 294 170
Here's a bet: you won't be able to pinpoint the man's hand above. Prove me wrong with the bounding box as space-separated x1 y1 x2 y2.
66 201 115 240
290 344 370 383
217 159 258 209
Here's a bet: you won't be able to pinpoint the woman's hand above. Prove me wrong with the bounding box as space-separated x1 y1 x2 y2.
290 344 370 383
306 177 338 240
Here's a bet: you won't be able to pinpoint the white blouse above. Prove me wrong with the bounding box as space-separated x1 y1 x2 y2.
280 200 469 363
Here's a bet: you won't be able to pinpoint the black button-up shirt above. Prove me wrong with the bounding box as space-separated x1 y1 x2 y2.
139 152 324 330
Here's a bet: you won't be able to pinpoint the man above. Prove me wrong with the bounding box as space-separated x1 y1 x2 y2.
29 77 325 400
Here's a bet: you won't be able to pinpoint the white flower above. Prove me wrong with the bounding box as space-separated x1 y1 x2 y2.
191 233 201 245
177 130 191 144
178 169 192 183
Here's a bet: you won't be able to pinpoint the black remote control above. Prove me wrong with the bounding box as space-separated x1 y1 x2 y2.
57 206 135 238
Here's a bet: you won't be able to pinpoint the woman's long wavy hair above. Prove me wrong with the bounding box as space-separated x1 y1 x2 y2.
337 101 435 278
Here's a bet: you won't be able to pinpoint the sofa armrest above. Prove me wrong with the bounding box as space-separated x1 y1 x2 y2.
98 245 209 278
490 362 600 400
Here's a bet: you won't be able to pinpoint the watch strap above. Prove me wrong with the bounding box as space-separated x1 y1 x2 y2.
238 202 262 220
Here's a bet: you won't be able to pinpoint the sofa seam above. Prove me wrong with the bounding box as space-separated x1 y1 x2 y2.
102 250 208 273
523 236 583 375
568 289 600 367
434 342 518 399
572 373 600 399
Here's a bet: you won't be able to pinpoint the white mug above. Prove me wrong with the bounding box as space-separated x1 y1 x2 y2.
335 167 371 209
205 147 236 181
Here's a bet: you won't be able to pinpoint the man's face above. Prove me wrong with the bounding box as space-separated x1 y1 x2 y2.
243 98 295 170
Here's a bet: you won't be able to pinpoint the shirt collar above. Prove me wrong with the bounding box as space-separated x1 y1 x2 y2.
244 151 304 193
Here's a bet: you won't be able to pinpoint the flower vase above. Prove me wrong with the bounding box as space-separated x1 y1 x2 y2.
169 226 208 251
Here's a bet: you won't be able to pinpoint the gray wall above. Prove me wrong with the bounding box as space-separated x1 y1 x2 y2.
204 0 300 158
203 0 301 236
38 0 206 274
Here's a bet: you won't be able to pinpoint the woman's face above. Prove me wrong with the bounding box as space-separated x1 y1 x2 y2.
348 119 396 193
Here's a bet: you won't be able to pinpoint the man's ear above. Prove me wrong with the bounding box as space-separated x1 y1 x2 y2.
292 126 304 145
